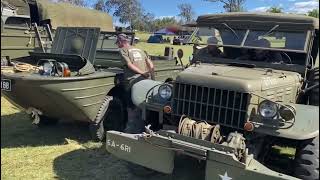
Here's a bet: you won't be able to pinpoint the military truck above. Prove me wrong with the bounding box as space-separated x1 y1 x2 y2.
106 13 319 180
1 0 114 60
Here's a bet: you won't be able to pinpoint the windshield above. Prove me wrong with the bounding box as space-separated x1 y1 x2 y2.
196 26 308 52
96 32 135 50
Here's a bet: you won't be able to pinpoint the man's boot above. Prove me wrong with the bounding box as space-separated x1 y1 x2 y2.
124 107 144 133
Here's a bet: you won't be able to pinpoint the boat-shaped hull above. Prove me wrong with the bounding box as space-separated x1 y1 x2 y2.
1 71 116 122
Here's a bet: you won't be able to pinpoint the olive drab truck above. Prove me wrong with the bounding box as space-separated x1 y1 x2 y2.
106 13 319 180
1 0 114 61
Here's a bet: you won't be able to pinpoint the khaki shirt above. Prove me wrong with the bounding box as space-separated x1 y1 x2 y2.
120 46 149 80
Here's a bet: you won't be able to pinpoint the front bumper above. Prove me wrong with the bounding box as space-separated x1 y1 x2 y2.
106 130 299 180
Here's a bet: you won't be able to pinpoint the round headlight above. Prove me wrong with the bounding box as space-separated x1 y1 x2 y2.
258 100 278 118
158 84 172 100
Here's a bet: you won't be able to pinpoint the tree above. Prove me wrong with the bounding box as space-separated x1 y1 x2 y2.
93 0 107 11
54 0 87 7
105 0 143 30
307 9 319 18
133 12 155 32
204 0 246 12
267 7 283 13
177 3 195 23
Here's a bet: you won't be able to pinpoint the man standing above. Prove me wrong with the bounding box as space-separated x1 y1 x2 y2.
116 33 154 133
116 34 154 81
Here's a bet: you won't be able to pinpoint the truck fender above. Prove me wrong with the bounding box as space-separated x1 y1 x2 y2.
131 79 162 108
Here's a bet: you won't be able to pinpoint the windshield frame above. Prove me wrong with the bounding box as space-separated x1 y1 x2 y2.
194 25 312 54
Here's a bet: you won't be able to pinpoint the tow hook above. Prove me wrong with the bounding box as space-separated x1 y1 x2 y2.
26 107 43 124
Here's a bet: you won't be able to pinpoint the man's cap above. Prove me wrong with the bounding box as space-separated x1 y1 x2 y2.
207 36 220 45
116 33 129 44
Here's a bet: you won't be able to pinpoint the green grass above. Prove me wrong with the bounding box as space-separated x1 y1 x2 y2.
134 32 193 64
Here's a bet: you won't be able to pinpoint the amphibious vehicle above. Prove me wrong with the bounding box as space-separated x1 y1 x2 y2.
1 26 182 140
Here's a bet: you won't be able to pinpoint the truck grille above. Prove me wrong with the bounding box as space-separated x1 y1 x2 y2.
172 83 250 129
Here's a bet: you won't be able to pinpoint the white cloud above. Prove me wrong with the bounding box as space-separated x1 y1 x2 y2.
250 6 271 12
156 15 177 19
289 1 319 14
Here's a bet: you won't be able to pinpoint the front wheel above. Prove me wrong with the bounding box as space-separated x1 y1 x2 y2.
294 136 319 180
90 96 126 141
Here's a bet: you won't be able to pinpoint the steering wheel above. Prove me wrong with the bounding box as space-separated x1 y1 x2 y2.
280 52 292 64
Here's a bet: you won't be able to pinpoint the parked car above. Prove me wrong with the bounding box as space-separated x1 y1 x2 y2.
147 34 164 43
172 35 190 45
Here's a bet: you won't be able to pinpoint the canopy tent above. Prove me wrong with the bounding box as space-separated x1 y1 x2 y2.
154 28 176 35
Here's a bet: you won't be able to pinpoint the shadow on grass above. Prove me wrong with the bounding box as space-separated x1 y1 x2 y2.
1 112 92 149
53 146 205 180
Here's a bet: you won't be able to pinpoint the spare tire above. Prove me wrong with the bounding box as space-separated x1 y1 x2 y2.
308 67 319 106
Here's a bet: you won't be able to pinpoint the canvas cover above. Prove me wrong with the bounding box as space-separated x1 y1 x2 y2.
197 12 319 30
35 0 114 31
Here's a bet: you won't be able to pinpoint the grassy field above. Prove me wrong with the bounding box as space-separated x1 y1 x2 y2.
1 32 295 179
134 32 193 64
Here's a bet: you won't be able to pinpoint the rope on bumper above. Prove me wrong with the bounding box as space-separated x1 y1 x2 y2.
142 125 185 152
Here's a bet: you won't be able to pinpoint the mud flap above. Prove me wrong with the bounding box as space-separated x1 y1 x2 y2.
205 155 299 180
106 131 175 174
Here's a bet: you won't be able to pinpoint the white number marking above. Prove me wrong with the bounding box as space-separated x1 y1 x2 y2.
107 139 131 153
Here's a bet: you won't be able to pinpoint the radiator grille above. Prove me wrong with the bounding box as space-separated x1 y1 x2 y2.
172 83 250 129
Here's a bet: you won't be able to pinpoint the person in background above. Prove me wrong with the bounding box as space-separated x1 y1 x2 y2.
192 36 225 63
237 38 283 63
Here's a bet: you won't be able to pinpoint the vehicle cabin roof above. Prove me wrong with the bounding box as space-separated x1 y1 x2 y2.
196 12 319 31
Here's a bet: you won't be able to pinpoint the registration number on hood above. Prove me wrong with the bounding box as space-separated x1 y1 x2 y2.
1 79 11 91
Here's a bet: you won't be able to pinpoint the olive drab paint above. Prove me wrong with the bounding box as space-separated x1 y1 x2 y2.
106 13 319 180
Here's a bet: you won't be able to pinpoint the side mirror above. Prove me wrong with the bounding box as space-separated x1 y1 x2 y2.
177 49 184 59
177 49 184 69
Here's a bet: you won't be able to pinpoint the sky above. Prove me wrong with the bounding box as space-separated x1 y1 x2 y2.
139 0 319 18
86 0 319 26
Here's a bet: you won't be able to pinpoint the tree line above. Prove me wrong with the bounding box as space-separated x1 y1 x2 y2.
51 0 319 32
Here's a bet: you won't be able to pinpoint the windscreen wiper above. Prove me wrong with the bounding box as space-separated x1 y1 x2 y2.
258 24 279 40
222 23 239 39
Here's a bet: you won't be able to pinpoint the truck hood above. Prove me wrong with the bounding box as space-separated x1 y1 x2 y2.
176 64 302 92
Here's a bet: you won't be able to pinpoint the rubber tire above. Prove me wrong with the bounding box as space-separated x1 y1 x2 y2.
308 67 319 106
89 96 126 141
294 136 319 180
36 115 59 127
